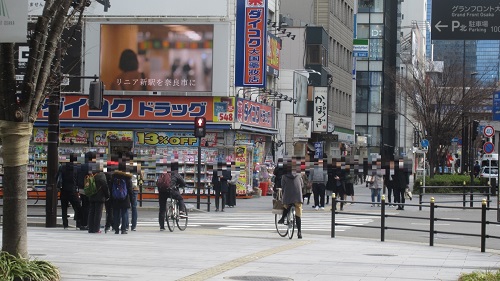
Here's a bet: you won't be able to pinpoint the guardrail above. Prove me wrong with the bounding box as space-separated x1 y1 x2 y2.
331 194 500 253
418 185 494 210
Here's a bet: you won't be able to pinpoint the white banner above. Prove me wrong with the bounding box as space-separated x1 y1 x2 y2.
28 0 227 17
313 87 328 132
0 0 28 43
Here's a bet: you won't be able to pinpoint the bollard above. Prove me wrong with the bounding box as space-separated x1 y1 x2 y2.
331 193 336 238
430 197 435 247
481 198 486 252
381 195 385 242
463 181 466 208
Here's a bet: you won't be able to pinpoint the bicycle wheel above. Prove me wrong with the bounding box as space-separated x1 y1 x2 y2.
177 207 188 231
287 206 296 239
275 213 288 237
166 201 176 232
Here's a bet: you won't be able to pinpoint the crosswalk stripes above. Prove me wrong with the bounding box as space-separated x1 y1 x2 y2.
136 212 379 233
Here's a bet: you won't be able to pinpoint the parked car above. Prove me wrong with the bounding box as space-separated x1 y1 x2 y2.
479 166 498 180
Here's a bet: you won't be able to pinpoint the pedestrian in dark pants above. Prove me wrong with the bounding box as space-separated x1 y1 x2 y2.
158 162 187 231
104 172 114 233
309 159 327 210
78 151 97 231
112 160 134 234
57 153 82 229
88 172 109 233
212 162 232 212
393 162 410 210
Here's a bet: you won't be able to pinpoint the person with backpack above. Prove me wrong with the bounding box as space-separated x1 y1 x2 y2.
57 153 83 229
111 159 134 234
87 171 109 233
77 151 96 231
157 162 186 231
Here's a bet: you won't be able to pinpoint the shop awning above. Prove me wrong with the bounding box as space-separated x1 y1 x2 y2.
239 124 278 135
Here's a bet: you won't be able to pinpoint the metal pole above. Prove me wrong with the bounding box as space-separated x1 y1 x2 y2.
331 193 336 238
381 195 385 242
461 39 468 175
481 199 486 252
430 197 435 246
46 46 61 227
197 137 201 209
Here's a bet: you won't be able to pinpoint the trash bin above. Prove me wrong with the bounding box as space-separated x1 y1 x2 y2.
259 182 269 196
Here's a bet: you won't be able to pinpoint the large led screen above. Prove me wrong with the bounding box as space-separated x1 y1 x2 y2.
100 24 213 92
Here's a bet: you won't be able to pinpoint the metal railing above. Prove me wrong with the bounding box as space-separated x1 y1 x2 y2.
331 194 500 253
418 185 493 210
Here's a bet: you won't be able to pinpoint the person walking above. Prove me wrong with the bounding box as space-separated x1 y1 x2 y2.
212 162 232 212
277 160 304 239
393 162 410 210
309 159 328 210
87 171 109 233
158 162 187 231
129 154 142 232
57 153 83 229
368 173 384 207
111 160 134 234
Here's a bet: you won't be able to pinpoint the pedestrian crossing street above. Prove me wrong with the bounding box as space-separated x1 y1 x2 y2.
136 211 379 233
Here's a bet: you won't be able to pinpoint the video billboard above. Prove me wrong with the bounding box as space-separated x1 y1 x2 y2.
100 24 214 92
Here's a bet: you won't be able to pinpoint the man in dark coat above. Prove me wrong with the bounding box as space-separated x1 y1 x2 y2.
87 172 109 233
158 162 186 231
212 162 232 212
111 160 134 234
393 161 410 210
58 153 83 229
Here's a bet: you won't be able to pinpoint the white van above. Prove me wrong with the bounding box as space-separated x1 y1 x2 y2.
481 153 498 168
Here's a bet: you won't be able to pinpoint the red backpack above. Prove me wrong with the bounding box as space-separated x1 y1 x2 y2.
157 172 172 192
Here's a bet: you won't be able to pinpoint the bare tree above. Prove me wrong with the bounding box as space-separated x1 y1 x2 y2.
0 0 87 258
396 56 495 178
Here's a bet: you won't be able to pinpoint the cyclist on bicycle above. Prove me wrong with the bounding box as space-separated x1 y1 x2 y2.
277 159 303 239
158 162 187 231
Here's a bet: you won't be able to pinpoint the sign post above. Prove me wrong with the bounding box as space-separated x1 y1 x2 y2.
431 0 500 40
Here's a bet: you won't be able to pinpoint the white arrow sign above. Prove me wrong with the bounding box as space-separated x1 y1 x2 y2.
434 21 448 32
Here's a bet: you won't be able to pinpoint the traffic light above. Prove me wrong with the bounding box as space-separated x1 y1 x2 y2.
89 81 104 110
194 117 206 137
472 120 479 141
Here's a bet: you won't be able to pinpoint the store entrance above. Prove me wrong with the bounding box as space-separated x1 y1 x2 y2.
109 141 133 160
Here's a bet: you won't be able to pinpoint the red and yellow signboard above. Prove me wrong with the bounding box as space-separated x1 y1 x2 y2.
37 95 235 123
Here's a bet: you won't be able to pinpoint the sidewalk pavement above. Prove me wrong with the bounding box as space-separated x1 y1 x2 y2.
2 183 500 281
19 225 500 281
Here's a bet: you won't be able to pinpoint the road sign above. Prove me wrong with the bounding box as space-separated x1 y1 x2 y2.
431 0 500 40
483 141 495 154
484 125 495 138
421 139 429 148
353 39 369 57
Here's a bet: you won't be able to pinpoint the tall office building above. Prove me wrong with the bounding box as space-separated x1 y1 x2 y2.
355 0 399 157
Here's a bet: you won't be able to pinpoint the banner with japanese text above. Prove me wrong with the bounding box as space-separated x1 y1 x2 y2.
235 0 267 87
234 145 248 194
134 131 218 147
313 87 328 132
37 95 235 123
236 98 274 128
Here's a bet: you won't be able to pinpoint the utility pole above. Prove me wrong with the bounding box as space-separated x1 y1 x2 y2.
46 47 61 227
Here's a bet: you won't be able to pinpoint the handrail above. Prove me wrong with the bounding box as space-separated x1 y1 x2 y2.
331 195 498 253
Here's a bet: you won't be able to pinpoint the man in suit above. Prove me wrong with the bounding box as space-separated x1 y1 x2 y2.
212 162 232 212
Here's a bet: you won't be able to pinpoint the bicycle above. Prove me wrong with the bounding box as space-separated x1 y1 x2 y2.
275 204 296 239
165 187 188 232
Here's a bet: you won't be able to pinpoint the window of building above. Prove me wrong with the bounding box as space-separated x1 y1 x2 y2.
307 45 328 67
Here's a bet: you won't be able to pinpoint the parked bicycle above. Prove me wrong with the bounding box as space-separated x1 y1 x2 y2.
165 187 188 232
275 204 296 239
